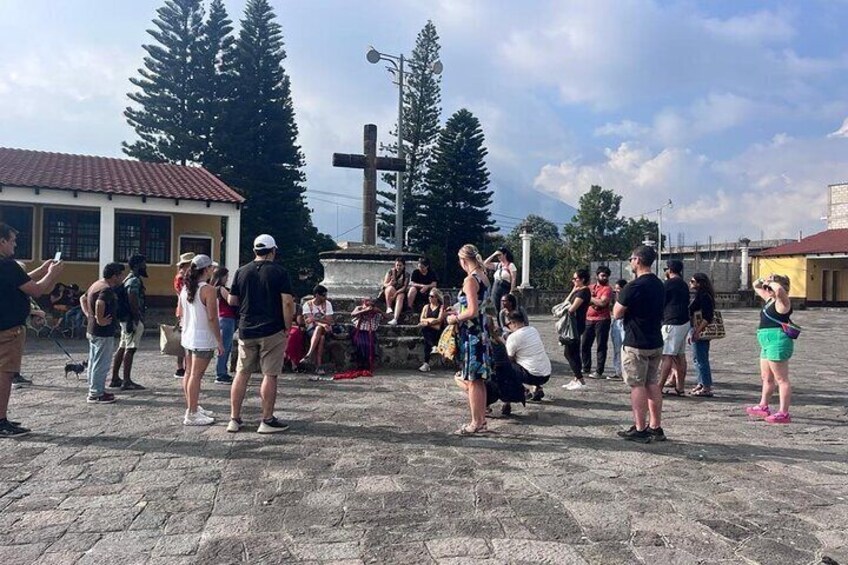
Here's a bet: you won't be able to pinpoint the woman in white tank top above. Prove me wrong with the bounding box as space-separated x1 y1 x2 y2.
178 255 223 426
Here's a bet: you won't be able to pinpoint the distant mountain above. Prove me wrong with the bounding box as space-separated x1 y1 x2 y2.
491 184 576 233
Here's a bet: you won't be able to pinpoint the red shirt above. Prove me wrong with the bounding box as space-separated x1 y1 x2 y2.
586 283 613 321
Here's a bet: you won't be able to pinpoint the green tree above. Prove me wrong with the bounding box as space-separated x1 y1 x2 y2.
196 0 235 170
620 217 662 253
377 21 442 247
124 0 206 165
217 0 335 290
503 215 573 290
418 109 495 285
562 185 626 264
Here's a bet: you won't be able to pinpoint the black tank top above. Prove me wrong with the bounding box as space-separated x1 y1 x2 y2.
759 299 792 330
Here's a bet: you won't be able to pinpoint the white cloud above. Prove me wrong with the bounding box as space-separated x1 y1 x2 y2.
533 135 848 240
828 117 848 138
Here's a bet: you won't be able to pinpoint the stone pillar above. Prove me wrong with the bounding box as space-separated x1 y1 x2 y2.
519 230 533 289
225 208 242 277
98 203 115 275
739 238 751 290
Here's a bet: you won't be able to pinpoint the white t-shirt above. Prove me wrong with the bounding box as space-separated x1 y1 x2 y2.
303 299 334 330
494 262 518 284
506 325 551 377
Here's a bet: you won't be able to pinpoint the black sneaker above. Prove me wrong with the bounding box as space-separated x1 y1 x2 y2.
215 375 233 385
648 427 666 442
257 417 290 434
87 393 117 404
0 420 31 438
11 373 33 386
174 369 186 379
500 403 512 417
121 381 146 391
617 425 653 443
530 387 545 402
107 380 123 389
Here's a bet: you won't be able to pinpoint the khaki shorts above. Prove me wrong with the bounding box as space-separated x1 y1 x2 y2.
119 321 145 350
237 330 286 376
661 323 690 356
0 326 26 374
622 346 663 386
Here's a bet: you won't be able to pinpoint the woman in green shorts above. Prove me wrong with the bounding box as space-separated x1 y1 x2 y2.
747 274 794 424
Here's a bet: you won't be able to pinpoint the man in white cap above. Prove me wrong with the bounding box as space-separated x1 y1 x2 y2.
226 234 294 433
172 252 195 380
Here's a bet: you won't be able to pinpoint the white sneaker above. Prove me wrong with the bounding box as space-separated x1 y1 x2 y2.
386 306 393 314
198 406 214 417
419 363 431 372
387 319 398 326
226 418 243 433
563 380 587 391
183 411 215 426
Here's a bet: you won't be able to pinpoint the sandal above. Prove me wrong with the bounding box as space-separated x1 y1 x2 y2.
690 384 704 394
691 388 714 397
454 423 491 436
663 388 685 397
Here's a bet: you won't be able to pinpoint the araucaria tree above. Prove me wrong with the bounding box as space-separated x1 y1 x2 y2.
377 21 442 247
124 0 206 165
218 0 334 280
418 109 495 285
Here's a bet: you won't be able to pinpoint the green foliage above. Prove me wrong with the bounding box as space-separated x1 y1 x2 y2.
215 0 334 290
562 185 627 264
503 215 575 289
123 0 206 165
418 109 495 286
377 21 442 247
621 217 662 252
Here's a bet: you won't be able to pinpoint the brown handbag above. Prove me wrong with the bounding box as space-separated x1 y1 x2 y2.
692 310 725 340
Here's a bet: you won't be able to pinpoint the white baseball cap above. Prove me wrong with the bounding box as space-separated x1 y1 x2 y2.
191 254 213 270
253 234 277 251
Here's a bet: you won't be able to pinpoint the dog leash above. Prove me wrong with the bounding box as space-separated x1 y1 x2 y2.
52 338 75 361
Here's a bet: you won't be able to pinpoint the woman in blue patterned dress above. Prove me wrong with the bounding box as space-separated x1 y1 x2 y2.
446 244 492 435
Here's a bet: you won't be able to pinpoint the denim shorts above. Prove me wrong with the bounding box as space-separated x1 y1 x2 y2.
186 348 215 360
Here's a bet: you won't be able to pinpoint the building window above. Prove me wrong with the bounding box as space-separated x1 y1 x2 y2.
179 236 213 257
115 213 171 265
42 208 100 262
0 204 34 260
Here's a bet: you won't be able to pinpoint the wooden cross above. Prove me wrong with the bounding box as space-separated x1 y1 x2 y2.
333 124 405 245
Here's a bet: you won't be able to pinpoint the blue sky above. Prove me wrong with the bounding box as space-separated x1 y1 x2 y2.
1 0 847 246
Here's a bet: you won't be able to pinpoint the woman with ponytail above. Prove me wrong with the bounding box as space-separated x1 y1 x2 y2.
446 244 493 435
178 255 224 426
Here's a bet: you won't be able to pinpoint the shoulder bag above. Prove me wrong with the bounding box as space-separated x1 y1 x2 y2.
692 310 725 340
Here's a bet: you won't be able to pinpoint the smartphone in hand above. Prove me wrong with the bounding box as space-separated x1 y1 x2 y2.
53 251 62 262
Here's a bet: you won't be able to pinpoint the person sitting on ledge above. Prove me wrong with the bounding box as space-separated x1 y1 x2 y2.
407 257 439 312
382 257 409 327
301 285 334 376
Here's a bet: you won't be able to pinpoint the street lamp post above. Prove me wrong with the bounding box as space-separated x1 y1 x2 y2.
367 46 442 250
657 199 673 272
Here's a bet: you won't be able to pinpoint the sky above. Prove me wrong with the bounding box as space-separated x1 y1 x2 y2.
1 0 848 247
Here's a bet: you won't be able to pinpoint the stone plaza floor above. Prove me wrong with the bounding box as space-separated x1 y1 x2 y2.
1 310 847 565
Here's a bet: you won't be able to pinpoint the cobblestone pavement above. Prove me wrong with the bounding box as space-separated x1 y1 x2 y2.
1 310 847 565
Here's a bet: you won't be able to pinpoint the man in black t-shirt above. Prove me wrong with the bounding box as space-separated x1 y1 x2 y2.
0 223 65 438
81 263 125 404
407 257 439 311
613 245 666 444
227 234 294 434
659 260 690 394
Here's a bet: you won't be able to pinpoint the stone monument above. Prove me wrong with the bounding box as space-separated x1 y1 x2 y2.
322 124 416 303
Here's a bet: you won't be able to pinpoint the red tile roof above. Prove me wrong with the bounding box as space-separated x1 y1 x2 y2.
0 147 244 204
757 229 848 256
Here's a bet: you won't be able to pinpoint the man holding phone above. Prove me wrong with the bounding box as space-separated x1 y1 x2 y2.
0 223 65 437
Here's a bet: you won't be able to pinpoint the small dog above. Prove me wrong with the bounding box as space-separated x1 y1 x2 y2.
64 360 88 380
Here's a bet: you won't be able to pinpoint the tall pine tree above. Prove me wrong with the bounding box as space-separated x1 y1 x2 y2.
218 0 334 290
124 0 205 165
377 21 442 247
196 0 235 170
418 109 495 285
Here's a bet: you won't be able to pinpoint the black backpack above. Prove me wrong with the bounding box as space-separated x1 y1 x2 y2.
114 279 132 322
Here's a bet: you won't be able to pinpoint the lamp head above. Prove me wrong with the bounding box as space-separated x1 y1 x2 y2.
366 48 381 64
